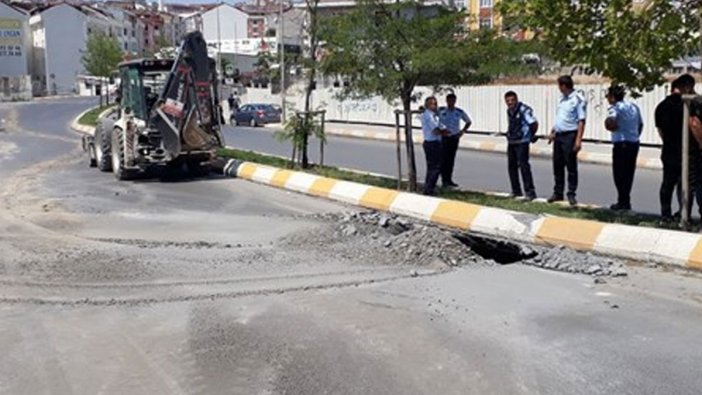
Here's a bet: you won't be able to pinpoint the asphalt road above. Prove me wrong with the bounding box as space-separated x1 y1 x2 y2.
223 125 670 215
1 97 702 394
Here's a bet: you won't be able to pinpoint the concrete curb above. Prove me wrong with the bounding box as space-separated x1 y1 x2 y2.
70 107 115 136
220 159 701 271
323 127 663 171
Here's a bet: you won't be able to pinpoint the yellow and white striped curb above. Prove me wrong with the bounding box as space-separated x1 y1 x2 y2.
224 160 702 271
324 127 663 171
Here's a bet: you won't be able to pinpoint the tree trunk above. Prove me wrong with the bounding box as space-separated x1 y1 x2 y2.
402 94 417 192
302 82 313 168
105 77 110 105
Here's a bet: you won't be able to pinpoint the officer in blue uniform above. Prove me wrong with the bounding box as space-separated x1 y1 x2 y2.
421 96 449 196
504 91 538 200
604 85 643 211
549 75 587 206
439 93 472 188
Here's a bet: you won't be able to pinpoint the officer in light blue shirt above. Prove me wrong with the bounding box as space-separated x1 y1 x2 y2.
604 85 643 211
420 96 448 195
548 75 587 206
439 94 472 188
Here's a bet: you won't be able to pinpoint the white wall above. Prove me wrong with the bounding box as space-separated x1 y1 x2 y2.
201 4 248 43
42 5 87 95
242 82 673 146
0 2 30 77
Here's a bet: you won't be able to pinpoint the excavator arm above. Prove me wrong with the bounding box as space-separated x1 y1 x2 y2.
149 31 223 157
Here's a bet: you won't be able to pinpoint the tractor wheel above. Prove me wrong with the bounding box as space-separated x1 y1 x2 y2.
187 158 211 177
95 121 112 172
111 128 136 181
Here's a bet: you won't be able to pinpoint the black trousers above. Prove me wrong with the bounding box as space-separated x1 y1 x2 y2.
423 141 442 195
507 142 535 198
612 142 639 207
441 135 460 185
660 154 702 217
552 132 578 198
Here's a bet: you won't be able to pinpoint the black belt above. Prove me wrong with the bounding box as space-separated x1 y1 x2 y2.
556 130 577 135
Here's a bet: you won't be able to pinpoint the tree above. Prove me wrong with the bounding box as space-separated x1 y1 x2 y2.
497 0 702 94
320 0 533 190
81 31 123 106
278 0 322 169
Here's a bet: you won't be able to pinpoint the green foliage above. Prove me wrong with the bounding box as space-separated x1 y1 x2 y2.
81 31 123 78
497 0 702 93
274 112 325 167
320 0 536 107
78 105 114 127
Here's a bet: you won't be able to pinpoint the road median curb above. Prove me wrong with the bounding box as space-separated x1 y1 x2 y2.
323 127 663 170
218 159 699 271
70 107 115 136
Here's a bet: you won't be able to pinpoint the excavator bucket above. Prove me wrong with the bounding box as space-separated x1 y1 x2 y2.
150 31 221 156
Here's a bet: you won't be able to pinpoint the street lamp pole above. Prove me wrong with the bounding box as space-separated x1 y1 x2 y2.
279 0 286 123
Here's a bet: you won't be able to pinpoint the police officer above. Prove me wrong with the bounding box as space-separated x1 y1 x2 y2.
439 93 472 188
549 75 586 206
504 91 538 200
604 85 642 211
421 96 449 196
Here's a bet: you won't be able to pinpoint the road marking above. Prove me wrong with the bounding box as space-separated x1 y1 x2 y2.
270 169 294 188
430 200 481 230
360 187 399 211
309 177 337 198
535 217 605 250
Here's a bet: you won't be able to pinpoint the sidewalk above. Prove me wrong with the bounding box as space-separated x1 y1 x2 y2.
321 123 663 170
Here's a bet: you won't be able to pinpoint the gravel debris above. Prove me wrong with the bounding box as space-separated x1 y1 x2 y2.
290 210 629 277
523 245 628 278
284 211 487 269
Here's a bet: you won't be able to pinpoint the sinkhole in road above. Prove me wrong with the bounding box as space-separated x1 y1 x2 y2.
453 234 538 264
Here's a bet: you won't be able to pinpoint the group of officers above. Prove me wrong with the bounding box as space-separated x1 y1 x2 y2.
420 74 702 220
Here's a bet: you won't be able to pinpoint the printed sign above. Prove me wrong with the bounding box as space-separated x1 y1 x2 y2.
0 18 22 57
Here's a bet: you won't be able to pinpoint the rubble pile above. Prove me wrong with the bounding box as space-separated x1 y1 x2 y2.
523 245 628 277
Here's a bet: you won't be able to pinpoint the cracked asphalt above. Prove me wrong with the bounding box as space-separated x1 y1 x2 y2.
1 97 702 394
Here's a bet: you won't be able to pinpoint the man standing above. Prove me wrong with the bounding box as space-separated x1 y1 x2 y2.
604 85 643 211
655 74 701 221
439 93 472 188
549 75 587 206
504 91 538 200
421 96 449 196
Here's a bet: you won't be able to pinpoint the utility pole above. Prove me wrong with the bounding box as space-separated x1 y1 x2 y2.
216 1 223 98
279 0 286 123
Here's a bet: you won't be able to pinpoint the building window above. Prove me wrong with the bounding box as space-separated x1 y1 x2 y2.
480 0 492 7
124 28 127 35
479 16 493 29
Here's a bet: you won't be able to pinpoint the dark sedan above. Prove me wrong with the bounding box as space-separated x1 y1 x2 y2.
231 104 281 127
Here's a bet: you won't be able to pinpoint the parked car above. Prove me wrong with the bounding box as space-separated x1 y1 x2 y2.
231 104 281 127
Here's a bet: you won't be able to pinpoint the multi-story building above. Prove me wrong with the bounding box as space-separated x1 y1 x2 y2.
29 3 117 95
0 0 31 101
467 0 500 31
0 0 29 77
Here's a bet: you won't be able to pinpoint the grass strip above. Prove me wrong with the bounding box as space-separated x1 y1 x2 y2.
218 148 679 230
77 106 113 127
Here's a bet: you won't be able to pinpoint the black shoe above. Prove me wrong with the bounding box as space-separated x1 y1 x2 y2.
568 196 578 206
508 192 523 199
547 195 564 203
610 203 631 211
525 194 537 202
443 181 459 188
660 215 675 224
